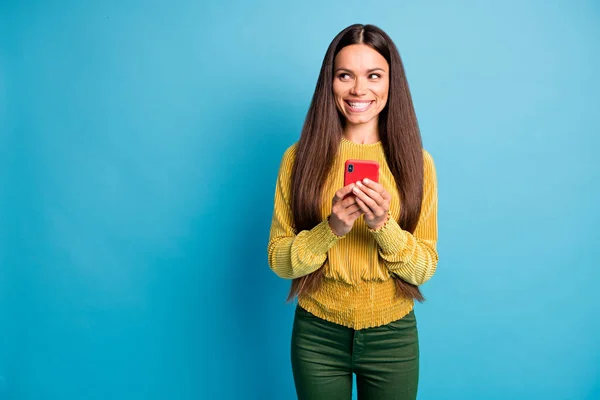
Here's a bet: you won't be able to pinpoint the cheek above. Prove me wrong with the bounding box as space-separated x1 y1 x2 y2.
332 81 344 97
377 85 389 107
332 84 347 109
379 93 389 108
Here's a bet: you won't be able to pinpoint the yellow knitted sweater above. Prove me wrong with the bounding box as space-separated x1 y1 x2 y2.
267 137 438 329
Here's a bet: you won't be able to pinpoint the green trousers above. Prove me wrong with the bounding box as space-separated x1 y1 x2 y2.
291 305 419 400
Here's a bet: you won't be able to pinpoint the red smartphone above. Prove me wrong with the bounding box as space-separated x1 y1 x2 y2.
344 159 380 187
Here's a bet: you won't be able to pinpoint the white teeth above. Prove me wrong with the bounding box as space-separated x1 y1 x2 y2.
349 102 371 109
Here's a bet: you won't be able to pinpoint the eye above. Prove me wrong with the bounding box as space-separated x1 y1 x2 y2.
337 73 352 81
369 73 381 80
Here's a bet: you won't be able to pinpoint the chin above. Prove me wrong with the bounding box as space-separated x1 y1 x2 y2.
347 115 375 125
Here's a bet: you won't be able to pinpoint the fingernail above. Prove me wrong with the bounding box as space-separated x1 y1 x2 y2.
364 178 370 184
356 181 362 187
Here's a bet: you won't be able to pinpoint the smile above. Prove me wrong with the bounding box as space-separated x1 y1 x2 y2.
345 100 374 112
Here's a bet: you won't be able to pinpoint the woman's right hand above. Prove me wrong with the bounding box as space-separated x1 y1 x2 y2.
328 183 364 237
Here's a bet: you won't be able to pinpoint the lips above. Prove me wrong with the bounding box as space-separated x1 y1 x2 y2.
345 100 373 112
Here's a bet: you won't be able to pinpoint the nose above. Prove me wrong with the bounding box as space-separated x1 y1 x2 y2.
350 77 367 96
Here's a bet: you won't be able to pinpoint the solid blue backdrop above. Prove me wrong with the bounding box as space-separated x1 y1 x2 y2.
1 0 599 399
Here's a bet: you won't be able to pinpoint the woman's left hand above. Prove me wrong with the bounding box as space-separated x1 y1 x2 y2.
352 178 391 230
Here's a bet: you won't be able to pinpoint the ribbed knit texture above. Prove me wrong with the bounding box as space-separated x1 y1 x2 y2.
268 137 438 329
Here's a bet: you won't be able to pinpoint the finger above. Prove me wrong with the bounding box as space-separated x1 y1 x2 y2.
362 179 393 201
352 185 380 211
348 208 364 220
354 196 374 217
344 203 361 215
333 183 356 203
332 204 361 222
361 178 383 192
356 181 385 206
381 190 391 202
341 194 359 208
355 190 387 219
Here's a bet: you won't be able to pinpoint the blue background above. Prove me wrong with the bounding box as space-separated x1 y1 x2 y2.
1 1 599 399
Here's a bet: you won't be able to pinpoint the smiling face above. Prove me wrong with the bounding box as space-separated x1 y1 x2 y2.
333 44 390 128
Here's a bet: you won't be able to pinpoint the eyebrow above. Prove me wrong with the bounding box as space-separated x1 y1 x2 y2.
334 67 386 73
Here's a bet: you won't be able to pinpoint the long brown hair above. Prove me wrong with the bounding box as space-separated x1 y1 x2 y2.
288 24 425 302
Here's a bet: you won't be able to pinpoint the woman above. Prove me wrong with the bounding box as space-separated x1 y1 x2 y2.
267 23 438 400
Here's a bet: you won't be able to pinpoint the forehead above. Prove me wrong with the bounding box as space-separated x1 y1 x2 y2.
334 44 388 70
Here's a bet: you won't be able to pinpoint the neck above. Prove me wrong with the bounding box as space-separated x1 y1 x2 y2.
343 119 380 144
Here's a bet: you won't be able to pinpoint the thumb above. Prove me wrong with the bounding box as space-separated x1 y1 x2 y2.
342 183 356 196
334 183 356 203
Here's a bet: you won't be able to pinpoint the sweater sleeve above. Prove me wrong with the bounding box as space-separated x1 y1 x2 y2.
369 150 439 285
267 145 343 279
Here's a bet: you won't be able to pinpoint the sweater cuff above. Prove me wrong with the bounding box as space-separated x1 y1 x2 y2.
305 218 344 254
369 212 408 255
